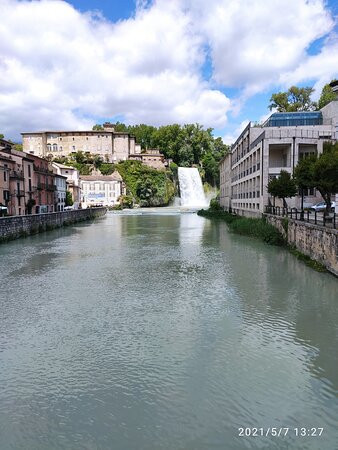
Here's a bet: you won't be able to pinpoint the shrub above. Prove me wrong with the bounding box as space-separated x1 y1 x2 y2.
209 198 222 211
119 195 134 209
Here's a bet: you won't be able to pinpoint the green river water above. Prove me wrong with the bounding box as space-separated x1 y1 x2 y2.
0 210 337 449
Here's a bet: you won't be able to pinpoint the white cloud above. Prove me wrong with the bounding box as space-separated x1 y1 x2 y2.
183 0 334 94
222 120 250 145
0 0 230 139
279 33 338 98
0 0 336 140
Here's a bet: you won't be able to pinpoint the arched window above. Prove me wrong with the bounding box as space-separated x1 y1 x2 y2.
53 144 57 152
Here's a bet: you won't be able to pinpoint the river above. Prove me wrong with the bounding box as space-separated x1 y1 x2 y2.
0 210 337 450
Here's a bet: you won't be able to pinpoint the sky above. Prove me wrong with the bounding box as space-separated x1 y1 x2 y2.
0 0 337 143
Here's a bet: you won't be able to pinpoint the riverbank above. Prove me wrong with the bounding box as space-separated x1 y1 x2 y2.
197 209 329 273
0 207 107 243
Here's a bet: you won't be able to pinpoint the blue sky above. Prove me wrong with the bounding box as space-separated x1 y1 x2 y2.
1 0 337 142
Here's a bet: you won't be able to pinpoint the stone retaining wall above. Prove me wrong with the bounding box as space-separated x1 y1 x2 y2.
265 214 338 276
0 208 106 243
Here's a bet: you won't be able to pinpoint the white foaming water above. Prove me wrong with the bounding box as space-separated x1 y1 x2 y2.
178 167 208 208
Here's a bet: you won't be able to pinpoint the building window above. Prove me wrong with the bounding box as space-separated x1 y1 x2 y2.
28 164 31 177
72 146 75 151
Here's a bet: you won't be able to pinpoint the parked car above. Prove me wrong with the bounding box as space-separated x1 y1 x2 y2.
64 206 74 211
310 201 335 212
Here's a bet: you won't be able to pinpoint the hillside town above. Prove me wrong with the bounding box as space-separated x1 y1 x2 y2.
0 122 170 215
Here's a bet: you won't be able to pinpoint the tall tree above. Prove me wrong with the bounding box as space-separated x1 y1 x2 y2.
318 80 337 109
267 170 297 207
312 142 338 213
294 142 338 214
269 86 316 112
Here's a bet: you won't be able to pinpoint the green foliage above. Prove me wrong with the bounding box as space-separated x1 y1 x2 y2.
209 198 222 211
318 81 337 109
0 133 4 139
116 160 175 207
92 124 104 130
13 143 23 151
65 191 73 206
72 163 91 175
294 141 338 212
169 162 178 179
294 154 317 189
288 247 327 272
92 122 228 185
100 163 114 175
119 194 133 209
197 209 284 246
267 170 297 205
93 155 103 169
269 86 316 112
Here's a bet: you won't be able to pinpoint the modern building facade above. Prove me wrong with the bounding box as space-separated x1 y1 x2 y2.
22 123 141 163
80 172 125 207
219 101 338 217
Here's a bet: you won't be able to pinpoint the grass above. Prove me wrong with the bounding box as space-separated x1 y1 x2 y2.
288 247 327 272
197 208 328 273
197 209 285 246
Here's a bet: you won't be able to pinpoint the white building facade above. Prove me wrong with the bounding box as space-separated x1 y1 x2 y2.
54 174 67 211
220 102 338 217
80 172 125 207
52 162 81 208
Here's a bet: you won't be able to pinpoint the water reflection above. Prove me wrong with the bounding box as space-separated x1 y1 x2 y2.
0 212 337 450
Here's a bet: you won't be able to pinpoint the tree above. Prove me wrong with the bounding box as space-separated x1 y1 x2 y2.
294 142 338 214
269 86 316 112
100 163 114 175
293 154 317 212
312 142 338 213
267 170 297 207
0 133 4 139
267 177 280 206
318 80 337 109
65 191 74 206
93 155 103 169
92 124 104 130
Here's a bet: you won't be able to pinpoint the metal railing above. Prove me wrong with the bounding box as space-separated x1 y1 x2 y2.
265 205 337 229
9 170 24 180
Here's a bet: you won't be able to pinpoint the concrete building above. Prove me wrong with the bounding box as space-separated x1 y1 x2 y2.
80 172 125 207
22 122 138 163
52 162 81 207
219 101 338 217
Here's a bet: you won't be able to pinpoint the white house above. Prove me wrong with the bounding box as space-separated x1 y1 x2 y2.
80 172 125 207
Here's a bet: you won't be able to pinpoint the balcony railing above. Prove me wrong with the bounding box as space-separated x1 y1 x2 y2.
9 170 24 180
33 164 53 174
46 184 56 191
37 182 45 190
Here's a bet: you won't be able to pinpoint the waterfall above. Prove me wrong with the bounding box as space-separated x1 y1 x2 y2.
178 167 208 208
